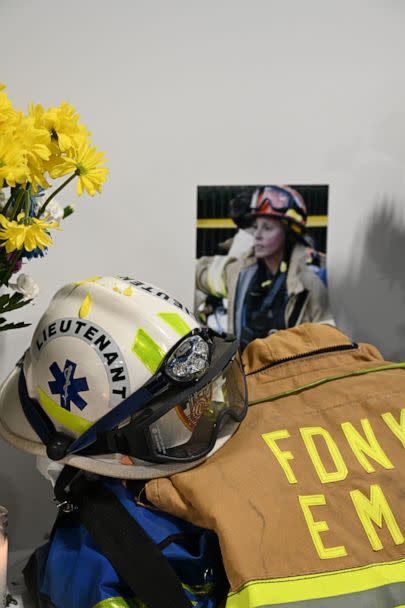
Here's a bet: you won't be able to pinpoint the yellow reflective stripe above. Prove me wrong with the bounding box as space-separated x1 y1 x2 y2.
207 255 229 298
92 597 143 608
197 218 237 228
158 312 191 337
307 215 328 228
182 580 215 595
36 386 93 435
196 215 328 229
226 556 405 607
248 363 405 407
79 293 92 318
90 583 206 608
132 329 166 374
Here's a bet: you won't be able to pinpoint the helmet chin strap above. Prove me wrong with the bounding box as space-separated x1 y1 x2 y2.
18 367 56 446
18 366 162 461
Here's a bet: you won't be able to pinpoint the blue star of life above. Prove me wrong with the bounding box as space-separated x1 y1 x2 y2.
48 360 89 411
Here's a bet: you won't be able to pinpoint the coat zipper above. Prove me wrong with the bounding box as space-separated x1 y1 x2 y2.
246 342 359 376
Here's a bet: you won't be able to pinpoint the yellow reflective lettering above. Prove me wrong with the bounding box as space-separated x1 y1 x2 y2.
299 494 348 559
341 418 394 473
262 430 297 484
382 408 405 448
350 484 404 551
300 426 348 484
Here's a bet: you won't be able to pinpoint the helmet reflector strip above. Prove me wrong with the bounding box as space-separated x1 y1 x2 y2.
79 293 92 319
37 386 93 435
132 329 166 374
158 312 191 337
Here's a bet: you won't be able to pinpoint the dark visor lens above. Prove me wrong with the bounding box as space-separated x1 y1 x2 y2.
147 353 246 461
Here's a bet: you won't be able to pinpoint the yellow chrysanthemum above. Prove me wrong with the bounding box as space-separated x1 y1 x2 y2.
13 115 51 192
0 90 19 134
0 212 60 253
14 115 51 161
34 101 90 153
29 102 91 179
0 133 29 189
50 143 108 196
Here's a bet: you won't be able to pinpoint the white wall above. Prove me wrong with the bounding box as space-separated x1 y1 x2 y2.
1 0 405 550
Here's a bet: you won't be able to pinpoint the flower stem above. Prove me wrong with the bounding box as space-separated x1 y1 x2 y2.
7 251 22 276
37 172 77 218
24 190 30 218
9 188 26 220
0 251 22 287
2 191 15 216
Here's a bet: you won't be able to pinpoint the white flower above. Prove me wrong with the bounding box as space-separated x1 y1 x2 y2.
0 190 6 211
41 199 64 222
15 274 40 299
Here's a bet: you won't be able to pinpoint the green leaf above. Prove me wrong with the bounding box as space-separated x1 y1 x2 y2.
0 317 31 332
0 292 31 314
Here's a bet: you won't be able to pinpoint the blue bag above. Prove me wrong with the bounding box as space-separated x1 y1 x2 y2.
24 477 227 608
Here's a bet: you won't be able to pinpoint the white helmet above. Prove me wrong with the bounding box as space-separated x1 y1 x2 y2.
0 276 247 479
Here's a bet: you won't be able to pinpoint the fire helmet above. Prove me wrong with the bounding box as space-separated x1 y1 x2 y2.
248 186 307 234
0 276 247 479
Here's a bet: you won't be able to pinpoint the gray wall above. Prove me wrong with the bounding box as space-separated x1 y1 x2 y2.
1 0 405 550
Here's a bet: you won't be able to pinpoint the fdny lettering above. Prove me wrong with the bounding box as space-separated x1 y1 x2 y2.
262 408 405 559
33 318 129 400
120 276 195 318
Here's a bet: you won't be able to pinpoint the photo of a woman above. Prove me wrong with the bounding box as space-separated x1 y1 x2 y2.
196 185 333 351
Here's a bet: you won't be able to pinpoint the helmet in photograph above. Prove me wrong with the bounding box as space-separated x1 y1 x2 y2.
0 276 247 479
248 185 307 234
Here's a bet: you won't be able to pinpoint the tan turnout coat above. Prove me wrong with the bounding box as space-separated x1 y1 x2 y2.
145 323 405 608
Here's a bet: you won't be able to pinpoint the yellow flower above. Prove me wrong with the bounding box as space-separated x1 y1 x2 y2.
0 133 29 188
13 115 51 192
0 212 60 253
31 101 90 153
50 143 108 196
14 116 51 162
0 90 19 134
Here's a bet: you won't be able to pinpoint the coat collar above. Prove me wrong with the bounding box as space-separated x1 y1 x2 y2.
238 243 308 295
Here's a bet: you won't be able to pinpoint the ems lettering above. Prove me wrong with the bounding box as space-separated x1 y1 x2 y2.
298 494 348 559
350 484 404 550
298 484 404 559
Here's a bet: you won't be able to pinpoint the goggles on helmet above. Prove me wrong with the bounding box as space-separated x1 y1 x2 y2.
18 328 247 465
251 186 305 215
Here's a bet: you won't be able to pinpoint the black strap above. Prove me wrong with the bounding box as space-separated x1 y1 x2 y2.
257 271 287 315
288 289 308 327
56 469 191 608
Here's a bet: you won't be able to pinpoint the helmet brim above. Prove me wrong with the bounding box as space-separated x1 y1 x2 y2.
0 367 239 480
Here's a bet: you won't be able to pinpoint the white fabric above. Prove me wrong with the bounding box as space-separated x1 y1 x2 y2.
227 228 254 258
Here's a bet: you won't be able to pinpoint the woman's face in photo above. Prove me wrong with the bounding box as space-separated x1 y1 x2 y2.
253 216 286 259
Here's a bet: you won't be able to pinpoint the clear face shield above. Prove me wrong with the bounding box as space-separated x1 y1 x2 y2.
104 332 247 463
136 352 246 462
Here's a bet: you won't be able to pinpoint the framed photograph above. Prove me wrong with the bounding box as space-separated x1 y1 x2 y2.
195 185 331 351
